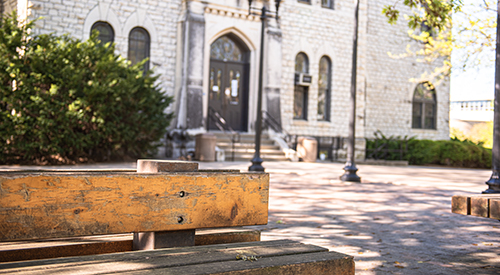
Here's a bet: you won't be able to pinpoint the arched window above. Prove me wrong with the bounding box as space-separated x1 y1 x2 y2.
318 56 331 121
294 53 309 120
322 0 334 9
295 53 309 74
412 82 437 129
210 36 246 62
128 27 150 72
91 21 114 46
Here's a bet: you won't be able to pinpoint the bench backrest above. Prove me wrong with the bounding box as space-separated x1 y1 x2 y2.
0 160 269 242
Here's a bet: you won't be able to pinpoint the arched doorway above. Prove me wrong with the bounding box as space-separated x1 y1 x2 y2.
208 34 250 132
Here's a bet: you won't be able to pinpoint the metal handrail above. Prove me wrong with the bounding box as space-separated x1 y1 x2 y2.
207 107 240 161
262 110 296 146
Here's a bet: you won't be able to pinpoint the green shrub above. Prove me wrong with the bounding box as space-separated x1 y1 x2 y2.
407 139 491 169
366 130 492 168
0 13 173 164
365 130 412 161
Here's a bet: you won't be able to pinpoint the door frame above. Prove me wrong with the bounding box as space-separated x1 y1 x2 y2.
206 33 251 132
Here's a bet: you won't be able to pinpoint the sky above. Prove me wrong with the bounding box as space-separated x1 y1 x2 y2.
450 0 496 101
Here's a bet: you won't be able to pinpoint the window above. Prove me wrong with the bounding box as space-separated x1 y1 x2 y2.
412 82 436 129
210 36 244 62
294 53 309 120
321 0 334 9
318 56 331 121
128 27 150 72
91 21 114 46
420 20 436 41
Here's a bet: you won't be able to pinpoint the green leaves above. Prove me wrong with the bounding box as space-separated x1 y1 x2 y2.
382 5 400 25
383 0 462 31
406 139 491 168
0 12 173 164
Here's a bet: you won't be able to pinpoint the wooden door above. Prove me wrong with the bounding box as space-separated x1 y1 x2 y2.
208 62 248 131
208 35 249 132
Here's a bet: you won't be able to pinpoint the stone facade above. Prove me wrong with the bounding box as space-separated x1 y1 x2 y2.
6 0 450 160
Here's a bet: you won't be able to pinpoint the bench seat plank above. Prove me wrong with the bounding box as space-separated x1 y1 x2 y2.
451 194 500 219
0 172 269 241
0 240 354 275
0 229 261 263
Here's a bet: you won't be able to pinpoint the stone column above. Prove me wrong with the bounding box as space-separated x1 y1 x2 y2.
264 23 283 128
177 1 205 130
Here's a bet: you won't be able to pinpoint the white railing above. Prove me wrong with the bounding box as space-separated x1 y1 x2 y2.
450 100 494 112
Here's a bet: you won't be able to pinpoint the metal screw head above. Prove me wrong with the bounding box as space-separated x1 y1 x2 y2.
177 216 184 223
179 191 185 197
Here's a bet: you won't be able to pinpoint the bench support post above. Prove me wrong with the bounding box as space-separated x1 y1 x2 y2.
133 160 198 251
133 230 195 250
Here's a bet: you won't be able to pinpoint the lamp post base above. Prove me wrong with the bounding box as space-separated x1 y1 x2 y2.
483 172 500 193
249 157 265 172
340 162 361 182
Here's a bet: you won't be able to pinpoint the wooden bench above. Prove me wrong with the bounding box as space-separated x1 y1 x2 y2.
452 194 500 220
0 160 354 274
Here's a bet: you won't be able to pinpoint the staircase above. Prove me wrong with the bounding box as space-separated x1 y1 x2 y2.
211 131 288 162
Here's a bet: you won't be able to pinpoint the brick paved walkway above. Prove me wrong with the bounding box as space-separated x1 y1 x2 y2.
2 161 499 274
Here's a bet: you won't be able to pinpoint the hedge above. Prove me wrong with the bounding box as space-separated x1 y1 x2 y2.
0 13 173 164
407 139 491 169
366 131 492 169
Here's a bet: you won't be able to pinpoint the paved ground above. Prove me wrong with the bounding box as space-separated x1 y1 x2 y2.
2 161 499 274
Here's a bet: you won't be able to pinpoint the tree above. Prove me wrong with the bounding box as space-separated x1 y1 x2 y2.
383 0 497 84
383 0 500 193
0 12 174 164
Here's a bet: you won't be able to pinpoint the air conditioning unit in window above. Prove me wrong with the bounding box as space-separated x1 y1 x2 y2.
294 73 312 86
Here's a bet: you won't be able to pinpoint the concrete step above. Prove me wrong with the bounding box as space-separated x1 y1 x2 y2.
215 136 273 143
209 131 269 139
230 154 289 162
217 143 280 150
216 139 276 145
210 131 288 161
225 148 284 155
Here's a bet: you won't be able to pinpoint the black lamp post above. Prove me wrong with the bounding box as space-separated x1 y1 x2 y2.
248 0 281 172
340 0 361 182
483 0 500 193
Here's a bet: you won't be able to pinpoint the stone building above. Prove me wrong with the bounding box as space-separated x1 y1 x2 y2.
3 0 450 161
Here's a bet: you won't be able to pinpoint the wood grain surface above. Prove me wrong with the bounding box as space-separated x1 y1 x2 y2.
0 240 355 275
0 171 269 241
452 194 500 220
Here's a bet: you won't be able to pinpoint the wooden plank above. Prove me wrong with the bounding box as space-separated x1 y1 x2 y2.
451 194 500 219
470 196 490 218
0 237 132 263
195 228 260 246
0 229 261 263
490 198 500 219
137 251 354 275
451 195 469 215
0 172 269 241
0 240 354 275
137 160 198 173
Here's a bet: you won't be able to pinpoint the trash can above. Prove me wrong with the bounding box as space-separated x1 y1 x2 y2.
296 136 318 162
195 133 216 161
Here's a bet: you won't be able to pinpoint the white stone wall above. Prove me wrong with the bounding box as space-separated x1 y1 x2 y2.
25 0 181 105
364 0 450 140
280 0 450 141
2 0 18 16
280 0 356 138
18 0 450 146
